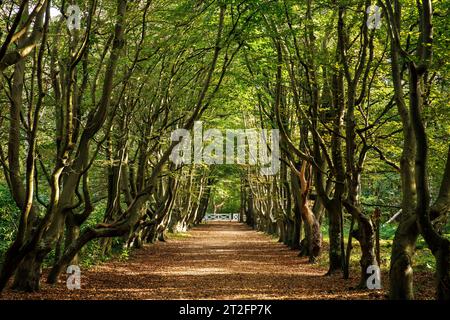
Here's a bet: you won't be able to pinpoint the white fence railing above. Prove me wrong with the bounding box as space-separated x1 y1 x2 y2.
203 213 239 221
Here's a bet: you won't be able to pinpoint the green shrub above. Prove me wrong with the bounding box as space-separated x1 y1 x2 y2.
0 184 19 265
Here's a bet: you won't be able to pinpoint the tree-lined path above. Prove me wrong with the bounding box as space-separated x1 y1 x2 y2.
2 222 388 300
0 0 448 301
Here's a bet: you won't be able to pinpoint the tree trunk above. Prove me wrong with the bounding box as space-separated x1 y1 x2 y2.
327 202 343 274
389 215 418 299
11 253 41 292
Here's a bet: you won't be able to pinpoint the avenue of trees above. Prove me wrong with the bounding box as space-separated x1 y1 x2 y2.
0 0 449 300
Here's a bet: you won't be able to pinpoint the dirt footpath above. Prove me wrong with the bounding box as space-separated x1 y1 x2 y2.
1 222 389 300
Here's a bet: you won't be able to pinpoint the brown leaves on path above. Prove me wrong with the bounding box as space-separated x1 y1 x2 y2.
0 222 432 300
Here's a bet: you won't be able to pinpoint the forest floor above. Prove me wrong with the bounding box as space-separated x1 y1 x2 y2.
0 222 435 300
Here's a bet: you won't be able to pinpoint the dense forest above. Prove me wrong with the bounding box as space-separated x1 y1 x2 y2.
0 0 449 301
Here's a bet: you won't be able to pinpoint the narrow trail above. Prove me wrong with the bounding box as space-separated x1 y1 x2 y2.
2 222 387 300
